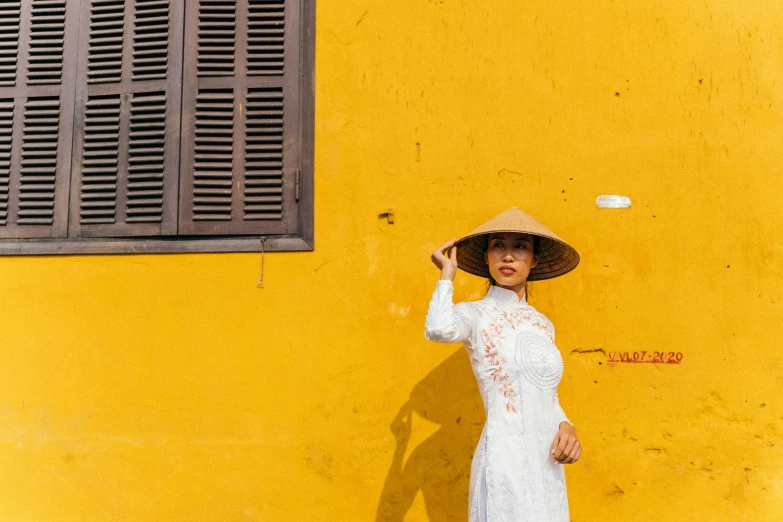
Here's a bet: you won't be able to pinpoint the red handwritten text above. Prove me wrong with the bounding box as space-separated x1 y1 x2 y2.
607 351 683 368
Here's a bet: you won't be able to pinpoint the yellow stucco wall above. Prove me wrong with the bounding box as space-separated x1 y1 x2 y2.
2 0 783 520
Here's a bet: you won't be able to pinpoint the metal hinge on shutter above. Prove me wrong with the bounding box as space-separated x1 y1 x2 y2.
295 168 300 202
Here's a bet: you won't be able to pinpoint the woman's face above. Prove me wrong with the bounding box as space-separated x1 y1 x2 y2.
485 232 539 289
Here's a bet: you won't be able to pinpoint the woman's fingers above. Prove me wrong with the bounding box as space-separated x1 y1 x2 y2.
556 437 572 463
440 239 456 262
571 442 582 462
552 434 568 461
431 239 456 268
559 438 577 463
562 443 574 464
550 434 560 460
562 441 582 464
438 238 455 252
565 441 581 464
448 243 458 265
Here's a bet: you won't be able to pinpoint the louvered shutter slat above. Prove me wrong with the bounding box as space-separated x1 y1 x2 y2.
127 92 166 222
247 0 283 76
79 93 119 224
196 0 235 77
27 0 66 85
16 97 56 224
131 0 168 80
191 89 233 221
88 0 123 83
243 87 283 220
0 1 22 87
0 100 12 223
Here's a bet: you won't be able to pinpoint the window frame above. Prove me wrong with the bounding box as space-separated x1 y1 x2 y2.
0 0 314 256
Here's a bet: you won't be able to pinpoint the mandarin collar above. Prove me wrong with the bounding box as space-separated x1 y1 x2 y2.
483 284 529 306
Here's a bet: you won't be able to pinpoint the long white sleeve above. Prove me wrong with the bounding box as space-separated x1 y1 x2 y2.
424 280 473 343
553 390 571 426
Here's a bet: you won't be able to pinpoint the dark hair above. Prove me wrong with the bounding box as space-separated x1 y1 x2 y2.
485 234 541 299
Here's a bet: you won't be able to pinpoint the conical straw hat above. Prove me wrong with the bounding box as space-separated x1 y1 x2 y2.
455 207 580 281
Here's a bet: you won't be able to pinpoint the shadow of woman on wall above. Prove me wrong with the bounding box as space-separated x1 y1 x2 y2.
376 348 485 522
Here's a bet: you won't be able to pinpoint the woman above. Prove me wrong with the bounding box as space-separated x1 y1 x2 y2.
424 207 581 522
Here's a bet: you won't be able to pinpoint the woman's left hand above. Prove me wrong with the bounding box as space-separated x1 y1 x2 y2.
550 422 581 464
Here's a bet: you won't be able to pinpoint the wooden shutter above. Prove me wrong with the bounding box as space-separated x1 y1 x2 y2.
68 0 184 237
0 0 79 239
178 0 300 235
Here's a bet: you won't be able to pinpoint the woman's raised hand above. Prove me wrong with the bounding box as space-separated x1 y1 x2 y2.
431 238 459 281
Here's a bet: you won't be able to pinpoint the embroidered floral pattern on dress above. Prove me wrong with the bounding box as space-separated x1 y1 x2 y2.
480 309 533 413
532 320 555 343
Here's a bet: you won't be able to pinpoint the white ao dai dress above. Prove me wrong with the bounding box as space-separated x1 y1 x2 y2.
424 280 571 522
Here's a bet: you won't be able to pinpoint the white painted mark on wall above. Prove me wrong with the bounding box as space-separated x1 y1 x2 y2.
388 302 411 318
596 195 632 208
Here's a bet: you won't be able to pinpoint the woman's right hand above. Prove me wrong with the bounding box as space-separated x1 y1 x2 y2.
431 238 458 281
